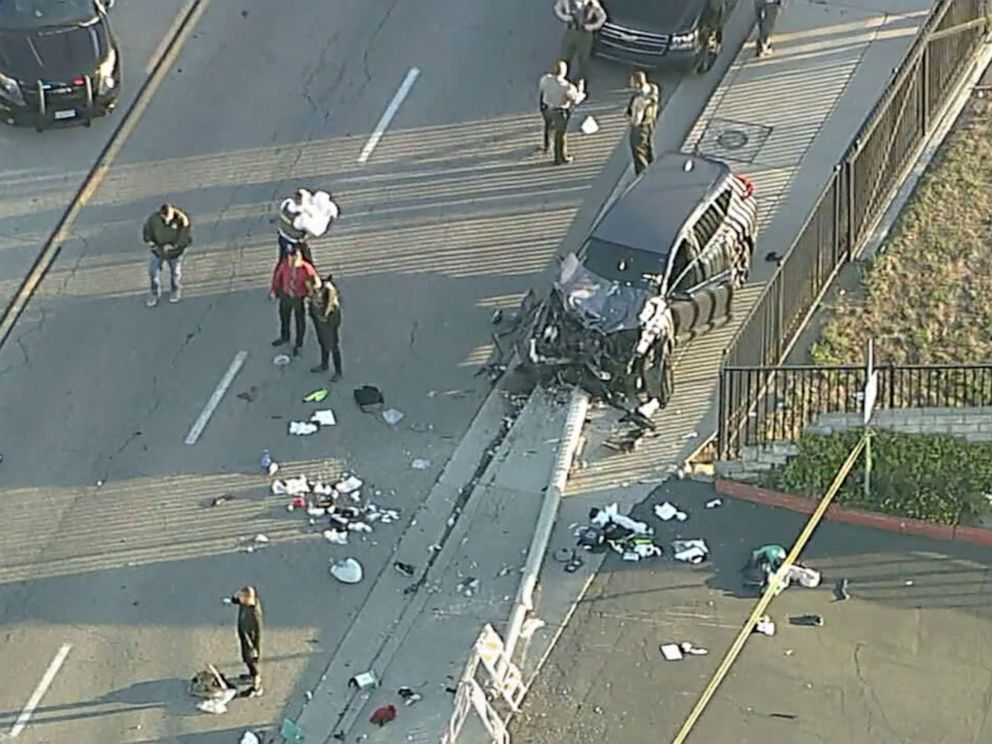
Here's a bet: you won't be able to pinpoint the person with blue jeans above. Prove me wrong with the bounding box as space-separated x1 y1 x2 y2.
142 203 192 306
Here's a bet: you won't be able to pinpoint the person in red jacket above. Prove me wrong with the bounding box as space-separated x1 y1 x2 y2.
270 247 318 355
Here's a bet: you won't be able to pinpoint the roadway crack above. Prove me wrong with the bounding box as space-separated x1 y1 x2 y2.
14 306 48 368
361 0 403 93
853 642 897 739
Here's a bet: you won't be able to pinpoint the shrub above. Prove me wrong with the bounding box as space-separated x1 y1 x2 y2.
763 429 992 525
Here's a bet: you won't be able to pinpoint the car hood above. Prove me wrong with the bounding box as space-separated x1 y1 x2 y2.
553 253 652 334
0 23 107 82
602 0 703 33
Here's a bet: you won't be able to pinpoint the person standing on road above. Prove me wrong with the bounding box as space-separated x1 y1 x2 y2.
142 203 192 307
306 273 343 380
625 72 661 175
553 0 606 94
538 61 583 165
755 0 784 57
223 585 263 697
270 247 318 356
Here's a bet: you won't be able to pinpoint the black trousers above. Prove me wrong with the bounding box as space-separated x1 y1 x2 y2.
548 108 571 163
278 296 306 347
312 316 342 374
541 105 552 151
630 124 655 175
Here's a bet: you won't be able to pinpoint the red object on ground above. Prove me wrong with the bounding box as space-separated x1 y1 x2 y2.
370 704 397 726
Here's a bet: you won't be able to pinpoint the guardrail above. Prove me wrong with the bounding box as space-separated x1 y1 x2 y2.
718 0 991 458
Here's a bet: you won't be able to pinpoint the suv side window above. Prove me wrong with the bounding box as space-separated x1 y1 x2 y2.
669 237 702 295
693 188 731 248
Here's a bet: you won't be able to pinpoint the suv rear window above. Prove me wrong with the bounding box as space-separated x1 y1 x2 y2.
581 237 668 288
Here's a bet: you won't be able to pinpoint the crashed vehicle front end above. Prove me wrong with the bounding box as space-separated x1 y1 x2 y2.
515 255 673 407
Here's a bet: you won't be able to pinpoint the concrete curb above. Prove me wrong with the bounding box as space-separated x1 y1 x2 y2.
714 478 992 548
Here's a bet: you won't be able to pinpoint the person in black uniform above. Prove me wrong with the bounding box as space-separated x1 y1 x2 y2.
224 585 263 697
307 273 343 380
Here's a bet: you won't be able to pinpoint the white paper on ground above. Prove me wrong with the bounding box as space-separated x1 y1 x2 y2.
336 475 363 493
654 502 687 522
660 643 683 661
580 115 599 134
311 409 337 427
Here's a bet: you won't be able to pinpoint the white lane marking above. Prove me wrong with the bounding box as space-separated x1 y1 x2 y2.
10 643 72 737
184 350 248 445
357 66 421 163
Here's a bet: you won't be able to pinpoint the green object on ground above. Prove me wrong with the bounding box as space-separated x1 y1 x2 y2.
280 717 305 742
303 388 328 403
762 429 992 525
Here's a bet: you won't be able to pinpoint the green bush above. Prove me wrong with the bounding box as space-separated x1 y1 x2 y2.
762 429 992 525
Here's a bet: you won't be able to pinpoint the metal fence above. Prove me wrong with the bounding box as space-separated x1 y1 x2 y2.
717 0 990 457
719 363 992 457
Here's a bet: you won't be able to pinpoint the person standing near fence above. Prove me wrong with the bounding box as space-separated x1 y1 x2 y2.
142 203 192 307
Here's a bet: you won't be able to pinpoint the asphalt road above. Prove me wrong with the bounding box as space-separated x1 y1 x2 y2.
0 0 191 312
0 0 657 742
511 481 992 744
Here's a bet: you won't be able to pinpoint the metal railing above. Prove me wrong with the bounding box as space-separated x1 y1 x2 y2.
717 0 990 457
719 363 992 457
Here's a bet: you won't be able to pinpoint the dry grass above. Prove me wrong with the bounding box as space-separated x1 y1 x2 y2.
812 98 992 365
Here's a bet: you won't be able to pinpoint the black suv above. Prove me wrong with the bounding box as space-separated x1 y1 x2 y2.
0 0 121 130
504 153 757 409
595 0 726 73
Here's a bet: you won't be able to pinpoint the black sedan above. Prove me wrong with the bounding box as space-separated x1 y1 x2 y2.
0 0 121 130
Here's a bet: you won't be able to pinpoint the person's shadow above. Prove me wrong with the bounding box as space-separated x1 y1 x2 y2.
0 677 200 729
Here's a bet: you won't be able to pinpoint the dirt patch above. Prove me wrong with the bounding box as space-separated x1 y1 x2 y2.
811 92 992 364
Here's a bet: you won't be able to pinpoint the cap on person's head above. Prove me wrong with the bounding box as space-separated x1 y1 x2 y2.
631 71 647 88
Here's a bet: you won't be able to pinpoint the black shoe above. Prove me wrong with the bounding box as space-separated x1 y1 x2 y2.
311 364 329 374
554 156 574 165
272 337 289 347
292 345 302 357
330 371 342 382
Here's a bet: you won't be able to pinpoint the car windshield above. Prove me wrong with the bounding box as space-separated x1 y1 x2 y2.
0 0 95 30
555 253 652 334
580 237 668 290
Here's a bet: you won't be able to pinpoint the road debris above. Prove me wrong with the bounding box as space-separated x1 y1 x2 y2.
370 704 397 726
323 529 348 545
754 615 776 636
457 577 480 597
654 501 688 522
288 421 319 436
254 534 269 544
239 732 260 744
398 687 422 705
705 498 722 509
330 558 363 584
354 385 385 412
580 115 599 134
411 458 432 470
280 718 305 742
833 577 849 601
273 354 291 366
789 614 824 627
382 408 405 426
303 388 329 403
394 561 415 577
671 539 709 564
310 409 337 427
349 671 379 691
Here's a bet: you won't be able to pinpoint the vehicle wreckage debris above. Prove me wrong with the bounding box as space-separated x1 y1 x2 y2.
833 577 850 601
354 385 385 412
672 539 709 564
654 501 688 522
754 615 776 636
370 704 397 726
789 614 824 627
382 408 405 426
660 642 708 660
394 561 416 577
398 686 422 705
330 557 364 584
574 503 663 561
303 388 329 403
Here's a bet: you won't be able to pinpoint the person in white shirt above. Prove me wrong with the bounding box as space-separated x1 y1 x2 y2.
538 61 582 165
553 0 606 94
